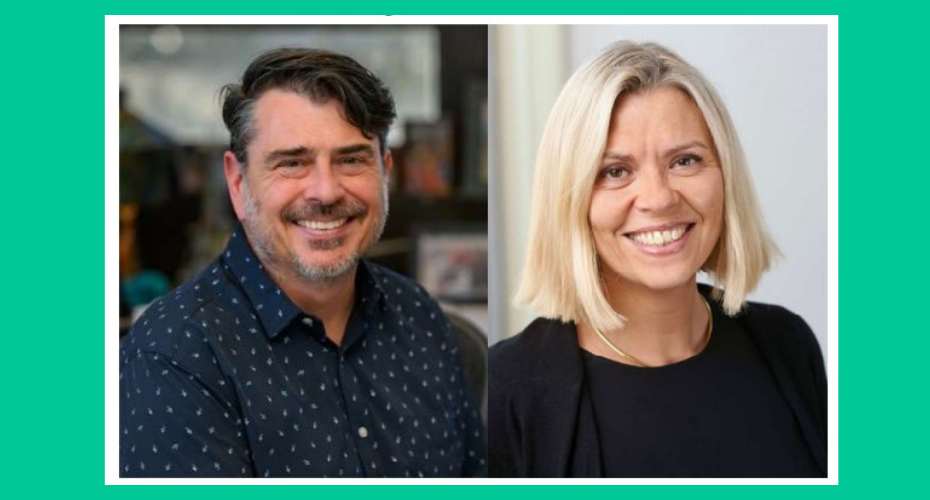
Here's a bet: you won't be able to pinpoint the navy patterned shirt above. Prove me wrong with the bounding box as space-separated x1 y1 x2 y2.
119 228 486 477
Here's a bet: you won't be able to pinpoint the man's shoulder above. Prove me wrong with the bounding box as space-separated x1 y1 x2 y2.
363 260 446 316
364 260 431 299
361 260 463 350
121 261 234 360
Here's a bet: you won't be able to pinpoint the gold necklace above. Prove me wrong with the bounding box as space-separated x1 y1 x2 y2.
592 296 714 368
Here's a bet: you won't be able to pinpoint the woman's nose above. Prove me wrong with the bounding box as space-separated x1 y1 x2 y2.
634 169 679 213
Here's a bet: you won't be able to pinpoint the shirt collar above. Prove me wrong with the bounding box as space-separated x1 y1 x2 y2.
356 259 389 316
221 225 388 340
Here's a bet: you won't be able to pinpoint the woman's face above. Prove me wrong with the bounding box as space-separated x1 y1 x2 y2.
589 86 724 294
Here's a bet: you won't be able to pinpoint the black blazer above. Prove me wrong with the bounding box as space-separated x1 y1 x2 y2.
488 292 827 477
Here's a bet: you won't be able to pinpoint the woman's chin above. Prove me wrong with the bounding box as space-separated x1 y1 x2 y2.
612 268 699 293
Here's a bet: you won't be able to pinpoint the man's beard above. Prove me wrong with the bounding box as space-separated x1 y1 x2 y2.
240 179 389 283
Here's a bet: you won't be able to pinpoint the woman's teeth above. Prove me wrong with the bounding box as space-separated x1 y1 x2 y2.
297 218 348 230
628 225 688 246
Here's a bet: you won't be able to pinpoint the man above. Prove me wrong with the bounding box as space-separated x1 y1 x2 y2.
119 48 486 477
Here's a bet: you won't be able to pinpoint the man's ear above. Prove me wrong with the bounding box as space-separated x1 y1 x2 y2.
223 151 247 221
382 148 394 178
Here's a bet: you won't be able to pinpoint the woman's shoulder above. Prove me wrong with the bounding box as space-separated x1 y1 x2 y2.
489 317 579 385
490 317 575 358
698 283 820 355
738 299 817 339
735 298 823 363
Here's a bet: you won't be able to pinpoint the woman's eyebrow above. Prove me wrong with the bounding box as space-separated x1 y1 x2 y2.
602 141 710 162
663 140 710 157
602 151 635 162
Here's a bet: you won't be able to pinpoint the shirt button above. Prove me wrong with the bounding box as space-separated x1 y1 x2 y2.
302 317 314 327
357 426 369 439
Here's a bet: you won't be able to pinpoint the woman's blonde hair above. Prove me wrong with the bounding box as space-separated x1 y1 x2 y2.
515 41 778 333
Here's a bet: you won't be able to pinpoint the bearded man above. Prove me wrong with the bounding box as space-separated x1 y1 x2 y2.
119 48 486 478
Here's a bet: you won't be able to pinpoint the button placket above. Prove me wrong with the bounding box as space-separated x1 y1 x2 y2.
338 353 378 475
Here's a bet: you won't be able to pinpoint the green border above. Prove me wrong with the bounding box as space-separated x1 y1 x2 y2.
6 0 923 497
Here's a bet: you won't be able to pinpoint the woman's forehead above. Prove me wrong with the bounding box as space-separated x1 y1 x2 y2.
606 87 711 155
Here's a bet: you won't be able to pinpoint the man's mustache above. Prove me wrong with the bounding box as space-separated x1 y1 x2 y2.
283 199 367 220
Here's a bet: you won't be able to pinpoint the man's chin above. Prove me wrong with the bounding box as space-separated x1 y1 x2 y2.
301 236 347 251
291 254 359 282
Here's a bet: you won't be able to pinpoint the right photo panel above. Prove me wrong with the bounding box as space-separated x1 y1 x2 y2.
487 23 829 479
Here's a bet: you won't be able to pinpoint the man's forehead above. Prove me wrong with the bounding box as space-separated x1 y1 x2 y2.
250 89 376 153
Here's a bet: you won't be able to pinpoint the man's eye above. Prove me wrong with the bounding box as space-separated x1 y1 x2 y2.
340 156 366 165
278 159 302 168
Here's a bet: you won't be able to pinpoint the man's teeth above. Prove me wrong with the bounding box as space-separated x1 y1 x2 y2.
297 218 348 231
629 225 688 246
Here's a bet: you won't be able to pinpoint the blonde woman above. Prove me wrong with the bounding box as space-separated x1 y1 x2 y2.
489 41 826 477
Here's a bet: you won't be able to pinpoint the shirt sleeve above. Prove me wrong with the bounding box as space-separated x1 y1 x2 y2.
460 392 488 477
120 349 253 477
441 311 488 477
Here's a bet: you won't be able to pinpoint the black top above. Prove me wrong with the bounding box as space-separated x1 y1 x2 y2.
488 286 826 477
120 226 486 478
581 302 821 477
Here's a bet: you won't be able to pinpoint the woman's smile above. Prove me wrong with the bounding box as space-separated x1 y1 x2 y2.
623 222 695 256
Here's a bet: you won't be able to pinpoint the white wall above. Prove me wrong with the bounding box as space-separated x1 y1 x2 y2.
491 24 829 352
489 25 568 344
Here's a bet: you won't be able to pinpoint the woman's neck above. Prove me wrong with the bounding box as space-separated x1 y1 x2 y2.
578 276 710 367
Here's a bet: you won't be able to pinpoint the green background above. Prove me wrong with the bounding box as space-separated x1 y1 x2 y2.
1 0 921 497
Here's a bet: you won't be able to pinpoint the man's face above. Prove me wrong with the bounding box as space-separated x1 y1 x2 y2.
224 89 391 284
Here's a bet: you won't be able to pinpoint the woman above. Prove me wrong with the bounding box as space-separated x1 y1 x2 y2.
489 41 826 477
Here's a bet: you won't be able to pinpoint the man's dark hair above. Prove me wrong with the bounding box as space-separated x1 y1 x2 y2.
220 48 397 165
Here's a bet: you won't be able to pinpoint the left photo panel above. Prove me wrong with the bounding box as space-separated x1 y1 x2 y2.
111 23 488 479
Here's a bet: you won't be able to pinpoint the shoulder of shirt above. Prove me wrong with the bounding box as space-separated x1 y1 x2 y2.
365 260 429 296
362 261 459 352
733 298 822 358
489 317 576 386
121 261 228 361
364 261 444 312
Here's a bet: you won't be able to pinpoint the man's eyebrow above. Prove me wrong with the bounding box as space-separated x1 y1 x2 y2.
264 146 312 164
334 144 376 156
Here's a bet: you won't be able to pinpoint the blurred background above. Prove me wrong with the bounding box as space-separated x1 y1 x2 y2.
118 25 488 339
489 25 828 353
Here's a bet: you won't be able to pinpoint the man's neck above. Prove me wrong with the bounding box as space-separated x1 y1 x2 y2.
270 264 358 347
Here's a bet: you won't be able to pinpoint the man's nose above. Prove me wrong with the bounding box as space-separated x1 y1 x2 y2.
304 159 345 205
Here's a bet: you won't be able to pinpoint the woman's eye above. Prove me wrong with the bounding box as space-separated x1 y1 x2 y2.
673 154 702 168
602 166 629 179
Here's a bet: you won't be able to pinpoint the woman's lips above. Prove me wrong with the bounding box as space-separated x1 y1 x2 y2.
624 223 694 256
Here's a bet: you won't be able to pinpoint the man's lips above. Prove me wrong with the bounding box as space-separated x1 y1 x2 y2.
294 218 350 231
289 216 360 242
